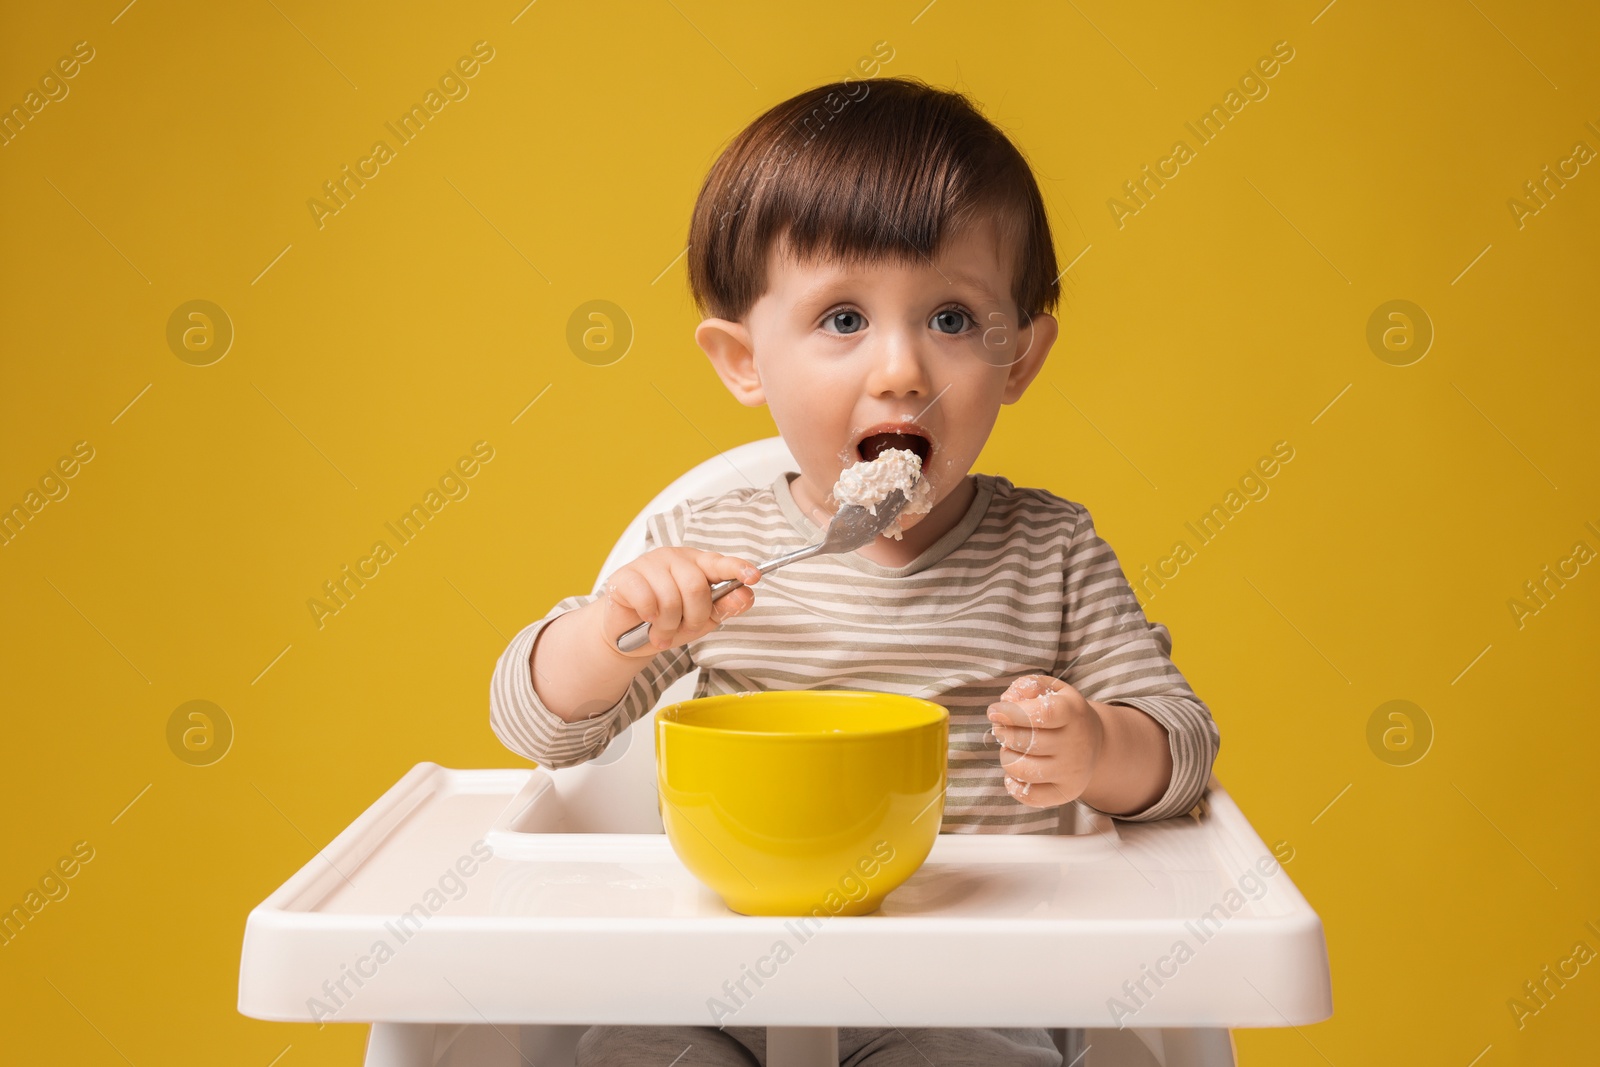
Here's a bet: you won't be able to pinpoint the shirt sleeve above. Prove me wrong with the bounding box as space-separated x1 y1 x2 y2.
488 499 701 769
1055 502 1221 821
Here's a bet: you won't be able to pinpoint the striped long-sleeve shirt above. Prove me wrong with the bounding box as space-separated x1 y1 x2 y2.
489 470 1220 831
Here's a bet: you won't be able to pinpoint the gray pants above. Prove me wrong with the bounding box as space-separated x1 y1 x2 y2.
575 1023 1064 1066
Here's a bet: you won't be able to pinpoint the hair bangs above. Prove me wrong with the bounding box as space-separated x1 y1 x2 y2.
689 76 1059 324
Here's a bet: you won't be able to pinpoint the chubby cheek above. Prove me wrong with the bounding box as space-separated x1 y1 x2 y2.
770 402 850 472
768 377 856 447
923 447 964 486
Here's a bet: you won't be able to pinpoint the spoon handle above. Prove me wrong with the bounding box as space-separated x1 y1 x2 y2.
614 542 825 652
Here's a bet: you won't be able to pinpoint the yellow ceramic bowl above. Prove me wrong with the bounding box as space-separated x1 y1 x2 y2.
656 689 948 917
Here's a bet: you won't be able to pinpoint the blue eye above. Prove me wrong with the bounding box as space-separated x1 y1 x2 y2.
931 308 970 334
824 309 865 335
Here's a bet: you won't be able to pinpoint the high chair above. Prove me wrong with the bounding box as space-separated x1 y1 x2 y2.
238 436 1332 1067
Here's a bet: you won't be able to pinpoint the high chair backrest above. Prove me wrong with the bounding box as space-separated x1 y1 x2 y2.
545 436 1105 839
594 436 800 592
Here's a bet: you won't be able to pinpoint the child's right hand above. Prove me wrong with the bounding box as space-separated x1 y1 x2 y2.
598 547 761 657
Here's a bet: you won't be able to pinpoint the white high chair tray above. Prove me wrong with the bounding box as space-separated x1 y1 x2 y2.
238 762 1331 1030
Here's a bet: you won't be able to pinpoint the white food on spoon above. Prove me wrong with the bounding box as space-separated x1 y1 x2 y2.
830 447 934 541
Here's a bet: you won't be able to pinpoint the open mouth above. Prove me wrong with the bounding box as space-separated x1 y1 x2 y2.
857 432 932 465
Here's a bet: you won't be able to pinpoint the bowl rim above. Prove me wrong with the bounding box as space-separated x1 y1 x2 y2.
657 688 948 739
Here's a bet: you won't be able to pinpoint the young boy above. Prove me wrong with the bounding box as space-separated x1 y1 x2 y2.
490 76 1220 1067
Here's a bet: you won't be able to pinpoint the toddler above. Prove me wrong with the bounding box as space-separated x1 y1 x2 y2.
491 75 1220 1067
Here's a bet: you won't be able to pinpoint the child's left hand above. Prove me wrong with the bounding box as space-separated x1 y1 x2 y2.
987 674 1105 808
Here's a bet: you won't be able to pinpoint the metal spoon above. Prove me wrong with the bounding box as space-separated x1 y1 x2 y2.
615 488 909 652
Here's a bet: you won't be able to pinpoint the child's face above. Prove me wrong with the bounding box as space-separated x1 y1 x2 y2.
697 217 1057 535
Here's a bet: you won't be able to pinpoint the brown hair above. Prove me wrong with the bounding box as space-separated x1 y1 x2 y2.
687 76 1060 324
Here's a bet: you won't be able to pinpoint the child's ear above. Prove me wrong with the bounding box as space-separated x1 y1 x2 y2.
697 318 766 406
1001 311 1059 404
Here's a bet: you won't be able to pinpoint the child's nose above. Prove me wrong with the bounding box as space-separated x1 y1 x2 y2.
864 333 933 398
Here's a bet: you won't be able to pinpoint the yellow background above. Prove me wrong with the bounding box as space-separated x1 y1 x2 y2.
2 1 1596 1063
